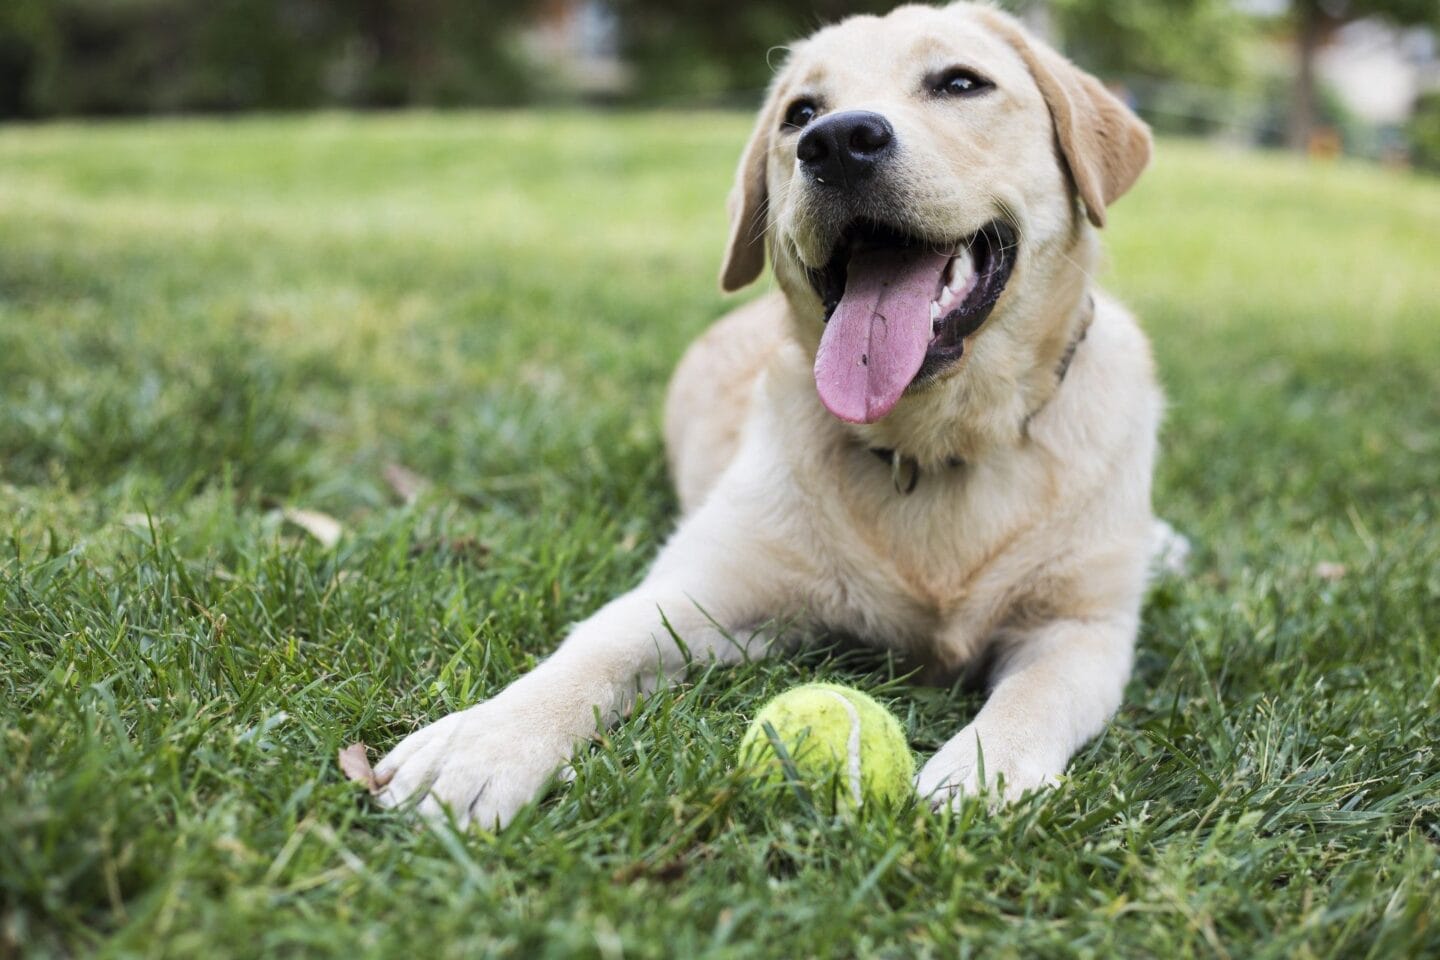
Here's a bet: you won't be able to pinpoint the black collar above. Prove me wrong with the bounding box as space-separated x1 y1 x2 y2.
868 295 1095 495
1048 294 1094 401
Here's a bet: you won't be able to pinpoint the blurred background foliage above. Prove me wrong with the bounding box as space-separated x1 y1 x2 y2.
1052 0 1247 86
611 0 889 98
1 0 1437 170
0 0 536 114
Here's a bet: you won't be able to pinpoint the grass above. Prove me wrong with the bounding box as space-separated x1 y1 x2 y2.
1 111 1437 958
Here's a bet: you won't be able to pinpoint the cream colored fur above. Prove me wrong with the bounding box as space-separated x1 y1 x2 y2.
376 2 1168 828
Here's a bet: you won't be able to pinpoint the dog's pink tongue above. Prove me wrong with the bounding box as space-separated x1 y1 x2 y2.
814 246 951 423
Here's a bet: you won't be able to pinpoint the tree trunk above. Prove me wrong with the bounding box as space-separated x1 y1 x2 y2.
1288 0 1323 152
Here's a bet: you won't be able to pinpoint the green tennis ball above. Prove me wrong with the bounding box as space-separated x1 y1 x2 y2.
739 682 915 811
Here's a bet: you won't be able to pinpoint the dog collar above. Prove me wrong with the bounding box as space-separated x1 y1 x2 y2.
1051 294 1095 391
1022 293 1095 434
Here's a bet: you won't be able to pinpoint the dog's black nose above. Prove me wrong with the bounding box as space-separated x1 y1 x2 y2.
797 111 895 187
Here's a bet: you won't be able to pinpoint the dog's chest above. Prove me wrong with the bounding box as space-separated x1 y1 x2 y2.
808 450 1055 636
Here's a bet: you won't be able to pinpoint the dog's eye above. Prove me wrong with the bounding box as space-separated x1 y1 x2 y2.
782 99 819 130
933 68 993 97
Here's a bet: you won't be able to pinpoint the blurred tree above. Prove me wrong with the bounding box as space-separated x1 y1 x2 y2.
1409 91 1440 173
0 0 338 115
612 0 1249 104
1050 0 1246 86
609 0 897 101
1285 0 1440 151
0 0 56 117
326 0 534 107
0 0 536 117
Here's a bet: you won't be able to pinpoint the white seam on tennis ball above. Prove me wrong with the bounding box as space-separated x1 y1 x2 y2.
820 689 864 807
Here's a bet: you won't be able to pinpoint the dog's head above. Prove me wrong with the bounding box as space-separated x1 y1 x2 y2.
720 3 1150 443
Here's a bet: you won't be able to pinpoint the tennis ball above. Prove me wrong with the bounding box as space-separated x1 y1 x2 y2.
739 682 915 810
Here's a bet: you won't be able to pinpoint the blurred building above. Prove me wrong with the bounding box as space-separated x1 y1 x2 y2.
524 0 629 97
1319 19 1439 127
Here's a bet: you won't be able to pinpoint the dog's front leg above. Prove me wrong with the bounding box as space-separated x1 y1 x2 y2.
374 496 794 829
916 615 1137 805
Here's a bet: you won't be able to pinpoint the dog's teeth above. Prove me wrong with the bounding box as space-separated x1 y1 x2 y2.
947 248 975 288
929 301 941 325
938 286 956 311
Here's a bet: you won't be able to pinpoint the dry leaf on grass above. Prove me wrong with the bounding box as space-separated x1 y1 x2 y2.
382 462 431 505
408 534 490 565
338 743 390 793
283 508 344 548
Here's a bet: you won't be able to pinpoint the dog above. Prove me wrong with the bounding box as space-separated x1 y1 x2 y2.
374 2 1163 828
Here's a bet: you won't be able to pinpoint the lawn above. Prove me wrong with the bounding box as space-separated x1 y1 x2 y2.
1 112 1437 958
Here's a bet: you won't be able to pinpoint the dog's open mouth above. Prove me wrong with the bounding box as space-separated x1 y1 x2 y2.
808 219 1017 424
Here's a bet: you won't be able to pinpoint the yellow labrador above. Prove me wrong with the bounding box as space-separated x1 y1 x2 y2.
376 2 1164 827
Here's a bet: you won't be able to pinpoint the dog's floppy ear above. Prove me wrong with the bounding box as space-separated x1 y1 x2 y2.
719 91 780 292
980 11 1151 228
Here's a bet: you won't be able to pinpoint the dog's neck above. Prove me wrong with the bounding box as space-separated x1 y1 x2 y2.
837 281 1096 472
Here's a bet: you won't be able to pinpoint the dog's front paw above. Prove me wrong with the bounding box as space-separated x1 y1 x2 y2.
374 701 571 830
915 725 1060 809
